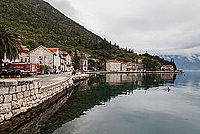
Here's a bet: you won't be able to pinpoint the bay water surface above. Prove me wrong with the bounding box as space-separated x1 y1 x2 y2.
41 72 200 134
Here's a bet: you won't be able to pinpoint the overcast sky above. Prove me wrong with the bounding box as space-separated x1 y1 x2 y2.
45 0 200 55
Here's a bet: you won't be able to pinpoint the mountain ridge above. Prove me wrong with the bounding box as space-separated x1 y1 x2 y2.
160 54 200 70
0 0 176 70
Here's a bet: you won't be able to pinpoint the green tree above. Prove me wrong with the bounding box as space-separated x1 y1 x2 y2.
0 26 22 72
0 0 177 71
21 38 39 50
73 50 80 70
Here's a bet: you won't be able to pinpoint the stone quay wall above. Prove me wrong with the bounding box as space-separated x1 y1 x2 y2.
0 77 73 124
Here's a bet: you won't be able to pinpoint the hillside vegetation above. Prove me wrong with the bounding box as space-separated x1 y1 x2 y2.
0 0 176 70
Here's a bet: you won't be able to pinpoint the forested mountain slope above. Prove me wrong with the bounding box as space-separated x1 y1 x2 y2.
0 0 176 70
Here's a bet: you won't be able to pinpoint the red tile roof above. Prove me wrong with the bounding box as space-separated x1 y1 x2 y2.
95 59 100 62
107 60 121 63
19 42 29 51
86 58 100 62
21 45 29 51
82 52 89 54
86 58 93 60
46 48 59 56
162 65 173 67
126 62 136 65
60 51 68 55
126 62 131 65
47 48 59 52
39 46 56 55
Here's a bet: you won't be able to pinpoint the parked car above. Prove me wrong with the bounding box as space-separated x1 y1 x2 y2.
0 70 31 78
55 69 61 74
36 68 41 74
75 72 81 75
48 69 55 74
0 71 8 77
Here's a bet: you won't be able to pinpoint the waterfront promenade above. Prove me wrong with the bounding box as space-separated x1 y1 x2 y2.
0 72 90 133
34 72 72 87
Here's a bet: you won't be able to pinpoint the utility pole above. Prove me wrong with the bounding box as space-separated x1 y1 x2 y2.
53 54 55 69
44 56 46 66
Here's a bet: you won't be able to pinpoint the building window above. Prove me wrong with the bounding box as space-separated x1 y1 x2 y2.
40 61 42 64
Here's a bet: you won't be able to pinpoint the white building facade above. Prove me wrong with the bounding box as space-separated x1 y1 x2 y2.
60 51 73 72
30 45 73 72
121 62 127 71
161 65 174 71
106 60 121 72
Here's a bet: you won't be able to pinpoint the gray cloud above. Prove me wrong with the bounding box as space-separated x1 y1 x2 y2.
44 0 77 19
45 0 200 55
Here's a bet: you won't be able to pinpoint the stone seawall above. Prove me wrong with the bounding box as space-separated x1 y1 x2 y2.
0 77 73 128
13 79 89 134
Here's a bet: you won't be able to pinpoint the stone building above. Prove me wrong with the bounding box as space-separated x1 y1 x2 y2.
65 54 73 72
106 59 144 72
135 58 143 63
29 45 58 69
161 65 174 71
121 62 127 71
80 59 88 71
18 45 30 63
60 51 73 72
46 48 60 70
2 43 30 70
136 63 144 71
106 60 121 72
82 52 91 58
126 62 136 71
79 52 91 71
30 45 73 71
18 52 29 63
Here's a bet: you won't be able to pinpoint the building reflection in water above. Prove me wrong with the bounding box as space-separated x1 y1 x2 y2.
106 73 144 86
160 74 176 83
106 73 176 88
15 73 177 134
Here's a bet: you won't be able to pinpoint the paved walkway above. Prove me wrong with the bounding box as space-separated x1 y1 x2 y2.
0 72 90 88
34 72 72 87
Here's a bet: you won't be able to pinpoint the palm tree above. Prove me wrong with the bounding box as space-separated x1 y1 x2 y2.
0 25 22 73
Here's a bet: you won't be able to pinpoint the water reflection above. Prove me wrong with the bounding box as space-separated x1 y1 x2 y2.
106 73 144 86
39 73 177 134
175 71 200 89
46 72 200 134
106 73 176 89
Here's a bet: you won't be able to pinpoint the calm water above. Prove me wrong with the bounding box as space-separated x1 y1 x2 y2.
41 72 200 134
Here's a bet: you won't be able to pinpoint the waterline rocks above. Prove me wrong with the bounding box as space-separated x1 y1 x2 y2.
0 77 73 130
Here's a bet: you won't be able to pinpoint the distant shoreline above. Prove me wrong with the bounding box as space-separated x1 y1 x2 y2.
183 70 200 72
86 71 183 74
